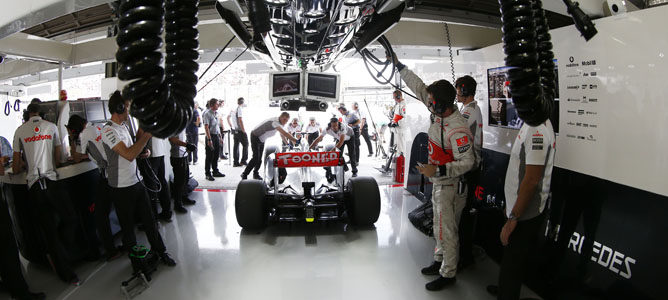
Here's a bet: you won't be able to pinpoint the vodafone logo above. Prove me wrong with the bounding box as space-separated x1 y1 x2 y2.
24 134 52 143
34 126 40 133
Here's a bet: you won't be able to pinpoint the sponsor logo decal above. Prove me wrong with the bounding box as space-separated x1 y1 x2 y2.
589 98 598 103
567 85 580 90
567 110 577 114
587 135 597 141
24 134 52 143
532 131 543 137
566 134 576 138
578 109 585 115
567 98 580 102
586 111 598 115
532 137 543 144
567 121 575 126
568 232 634 279
456 136 469 146
458 144 471 153
581 59 597 66
577 136 585 140
275 151 340 168
532 145 543 150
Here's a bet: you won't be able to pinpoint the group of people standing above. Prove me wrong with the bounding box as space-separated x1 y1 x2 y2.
392 54 555 300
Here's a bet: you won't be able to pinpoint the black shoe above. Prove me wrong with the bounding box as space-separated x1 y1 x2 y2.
104 248 123 262
206 174 214 181
183 198 196 205
212 172 225 177
241 173 248 180
14 291 46 300
486 285 499 296
368 153 373 157
352 173 358 177
425 276 456 291
159 252 177 267
174 206 188 214
221 155 228 160
233 163 242 167
68 275 82 286
252 174 263 180
421 261 441 275
157 212 172 222
241 161 248 166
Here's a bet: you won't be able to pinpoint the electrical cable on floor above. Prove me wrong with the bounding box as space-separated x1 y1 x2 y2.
199 37 235 80
198 46 249 93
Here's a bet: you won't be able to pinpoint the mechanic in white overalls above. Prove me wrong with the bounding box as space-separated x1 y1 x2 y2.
395 59 475 291
389 89 406 155
309 117 358 179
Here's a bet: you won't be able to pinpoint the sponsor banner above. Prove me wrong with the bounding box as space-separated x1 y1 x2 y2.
275 151 340 168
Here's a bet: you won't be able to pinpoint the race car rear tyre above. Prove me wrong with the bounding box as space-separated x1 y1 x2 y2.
235 179 267 229
347 176 381 226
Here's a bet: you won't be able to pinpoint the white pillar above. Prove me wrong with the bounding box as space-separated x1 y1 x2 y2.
57 61 63 99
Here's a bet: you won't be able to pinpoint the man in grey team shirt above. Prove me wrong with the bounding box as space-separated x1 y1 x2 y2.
241 112 299 180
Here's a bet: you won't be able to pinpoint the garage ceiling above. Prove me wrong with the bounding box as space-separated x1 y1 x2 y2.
19 0 573 40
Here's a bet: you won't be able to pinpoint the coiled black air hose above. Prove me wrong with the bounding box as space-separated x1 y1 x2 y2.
499 0 555 127
116 0 199 138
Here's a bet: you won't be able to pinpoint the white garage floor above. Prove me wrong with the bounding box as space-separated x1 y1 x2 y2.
14 186 541 300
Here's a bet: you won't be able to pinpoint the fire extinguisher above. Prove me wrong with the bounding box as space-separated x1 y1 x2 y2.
394 154 405 183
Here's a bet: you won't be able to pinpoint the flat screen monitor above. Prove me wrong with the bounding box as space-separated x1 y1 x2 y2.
270 72 302 100
69 102 85 119
39 102 59 124
85 101 106 122
102 100 111 119
305 72 340 102
487 60 559 132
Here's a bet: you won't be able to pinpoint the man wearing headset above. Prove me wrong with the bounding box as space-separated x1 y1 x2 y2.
394 55 475 291
455 75 483 269
101 91 176 267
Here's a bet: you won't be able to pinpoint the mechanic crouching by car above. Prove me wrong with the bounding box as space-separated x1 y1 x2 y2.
394 55 475 291
309 117 358 179
101 91 176 267
241 112 299 180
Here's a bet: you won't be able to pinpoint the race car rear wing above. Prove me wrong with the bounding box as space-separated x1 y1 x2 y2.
274 151 342 168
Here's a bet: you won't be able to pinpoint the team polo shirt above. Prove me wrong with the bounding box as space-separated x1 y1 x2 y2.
170 130 187 158
460 102 483 167
251 117 282 142
12 116 60 188
343 112 360 128
504 120 555 221
148 137 169 158
79 123 108 171
230 106 243 130
305 122 320 134
287 123 301 135
202 109 221 135
325 124 352 141
102 121 141 188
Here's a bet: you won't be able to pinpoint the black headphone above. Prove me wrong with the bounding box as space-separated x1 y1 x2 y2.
430 97 449 115
458 83 470 98
109 91 126 114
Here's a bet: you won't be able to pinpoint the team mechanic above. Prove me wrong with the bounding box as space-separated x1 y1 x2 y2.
309 117 358 179
455 75 483 269
389 89 406 156
394 56 475 291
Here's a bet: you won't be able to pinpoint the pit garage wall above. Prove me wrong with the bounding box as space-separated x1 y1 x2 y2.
458 6 668 299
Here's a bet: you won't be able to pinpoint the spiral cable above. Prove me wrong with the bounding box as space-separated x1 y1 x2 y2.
444 22 456 83
499 0 555 126
115 0 200 138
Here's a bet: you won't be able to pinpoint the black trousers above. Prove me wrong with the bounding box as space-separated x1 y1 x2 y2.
145 156 171 216
205 134 221 176
352 126 361 163
361 124 373 155
170 157 189 208
307 132 319 146
95 175 115 254
233 130 249 165
110 182 166 254
186 132 198 163
459 168 480 264
498 213 545 300
243 134 264 176
27 179 77 282
326 139 358 177
1 189 31 297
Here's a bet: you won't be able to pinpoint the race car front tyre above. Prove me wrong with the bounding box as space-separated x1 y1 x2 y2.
235 180 267 229
347 176 381 226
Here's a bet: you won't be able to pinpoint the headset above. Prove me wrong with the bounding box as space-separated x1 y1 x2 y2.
109 91 126 115
427 80 455 115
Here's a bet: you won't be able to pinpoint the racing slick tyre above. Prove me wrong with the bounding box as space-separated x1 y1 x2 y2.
347 176 381 226
235 180 267 229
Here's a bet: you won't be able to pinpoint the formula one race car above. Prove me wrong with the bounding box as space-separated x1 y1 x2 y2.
235 141 380 229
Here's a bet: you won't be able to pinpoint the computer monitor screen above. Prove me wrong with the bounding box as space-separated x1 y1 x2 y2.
69 102 85 119
307 73 338 98
272 72 301 97
85 101 106 122
39 102 59 124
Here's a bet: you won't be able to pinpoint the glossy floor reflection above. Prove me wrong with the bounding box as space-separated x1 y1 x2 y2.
16 186 541 300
